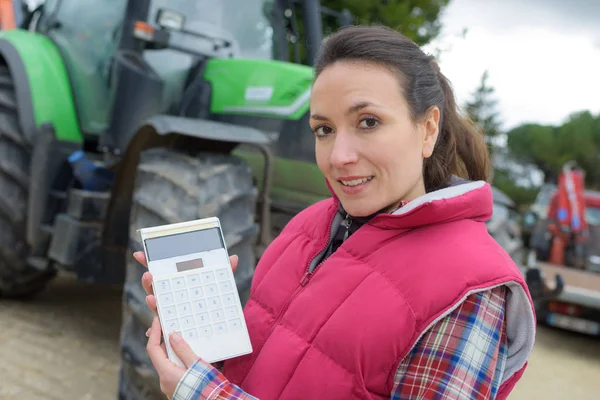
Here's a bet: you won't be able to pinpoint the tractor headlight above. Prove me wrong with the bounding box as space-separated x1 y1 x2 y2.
156 8 185 31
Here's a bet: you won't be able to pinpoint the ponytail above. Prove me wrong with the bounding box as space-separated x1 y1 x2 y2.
424 68 491 192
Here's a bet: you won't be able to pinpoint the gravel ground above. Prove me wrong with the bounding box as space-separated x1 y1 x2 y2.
0 273 599 399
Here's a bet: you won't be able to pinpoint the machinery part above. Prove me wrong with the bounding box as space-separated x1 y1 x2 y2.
0 30 83 143
118 148 258 399
0 64 55 298
0 0 17 30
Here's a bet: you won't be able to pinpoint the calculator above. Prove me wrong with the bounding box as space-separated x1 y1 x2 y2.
138 217 253 367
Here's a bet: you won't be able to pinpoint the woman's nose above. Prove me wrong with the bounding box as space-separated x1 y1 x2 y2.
329 132 359 167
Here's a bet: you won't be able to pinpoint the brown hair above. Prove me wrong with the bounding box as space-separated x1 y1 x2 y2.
314 25 490 192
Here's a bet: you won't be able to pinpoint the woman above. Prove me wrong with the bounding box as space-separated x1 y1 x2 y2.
137 25 536 400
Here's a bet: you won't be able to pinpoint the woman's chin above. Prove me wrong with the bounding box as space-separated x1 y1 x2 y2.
339 200 380 218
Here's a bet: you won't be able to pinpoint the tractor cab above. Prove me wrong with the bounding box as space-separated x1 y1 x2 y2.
22 0 347 153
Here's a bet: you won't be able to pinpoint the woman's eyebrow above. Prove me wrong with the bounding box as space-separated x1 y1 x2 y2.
310 113 328 121
311 101 379 121
346 101 374 116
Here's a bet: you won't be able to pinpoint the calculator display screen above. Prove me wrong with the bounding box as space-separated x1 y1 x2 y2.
144 227 224 262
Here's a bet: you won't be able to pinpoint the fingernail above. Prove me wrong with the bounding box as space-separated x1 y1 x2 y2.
145 328 151 337
171 331 182 342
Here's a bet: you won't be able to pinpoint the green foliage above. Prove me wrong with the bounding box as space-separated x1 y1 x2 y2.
282 0 452 64
506 111 600 188
493 168 540 209
465 70 502 156
321 0 451 46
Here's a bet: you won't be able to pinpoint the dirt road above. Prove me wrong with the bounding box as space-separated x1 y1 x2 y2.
0 273 123 399
1 273 599 399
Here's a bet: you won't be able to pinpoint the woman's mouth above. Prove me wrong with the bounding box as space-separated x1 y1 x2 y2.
338 176 374 194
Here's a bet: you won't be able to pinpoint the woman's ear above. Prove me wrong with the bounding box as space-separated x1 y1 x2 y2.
422 106 440 159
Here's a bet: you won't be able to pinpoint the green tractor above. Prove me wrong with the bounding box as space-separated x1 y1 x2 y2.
0 0 352 397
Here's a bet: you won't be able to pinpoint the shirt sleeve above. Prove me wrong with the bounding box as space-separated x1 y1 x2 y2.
173 358 258 400
391 285 508 400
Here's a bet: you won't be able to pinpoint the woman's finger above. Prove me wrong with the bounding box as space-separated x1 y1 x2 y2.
142 271 154 296
169 332 199 369
229 254 238 274
146 316 168 374
134 251 148 268
145 294 157 314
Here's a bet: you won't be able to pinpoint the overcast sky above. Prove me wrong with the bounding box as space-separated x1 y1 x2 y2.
423 0 600 130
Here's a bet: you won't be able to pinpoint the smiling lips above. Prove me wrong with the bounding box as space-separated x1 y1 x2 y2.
337 176 374 195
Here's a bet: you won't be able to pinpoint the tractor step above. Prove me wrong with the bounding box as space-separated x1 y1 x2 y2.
48 213 102 268
66 188 110 221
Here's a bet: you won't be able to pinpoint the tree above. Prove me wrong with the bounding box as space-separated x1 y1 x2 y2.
506 111 600 188
465 70 502 156
321 0 451 46
280 0 452 64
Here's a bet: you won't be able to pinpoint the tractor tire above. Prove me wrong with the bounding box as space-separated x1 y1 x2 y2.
0 65 55 298
118 147 259 399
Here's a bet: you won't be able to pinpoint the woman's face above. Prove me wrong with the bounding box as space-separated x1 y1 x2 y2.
310 61 440 217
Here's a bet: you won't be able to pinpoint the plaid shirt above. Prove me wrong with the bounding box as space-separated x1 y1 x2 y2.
173 286 507 400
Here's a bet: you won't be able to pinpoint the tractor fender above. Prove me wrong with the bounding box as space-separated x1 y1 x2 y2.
0 29 83 144
101 114 273 274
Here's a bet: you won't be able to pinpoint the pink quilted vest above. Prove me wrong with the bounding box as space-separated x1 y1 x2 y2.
223 181 535 399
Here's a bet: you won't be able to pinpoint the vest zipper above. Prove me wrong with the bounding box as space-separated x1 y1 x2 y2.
239 207 338 384
341 213 352 241
300 211 341 286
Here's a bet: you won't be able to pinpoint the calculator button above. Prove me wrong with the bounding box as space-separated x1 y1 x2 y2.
186 274 201 287
225 306 238 318
171 277 186 290
164 319 180 333
190 287 204 299
216 268 229 281
183 328 198 341
195 312 209 325
205 284 218 296
207 296 221 309
180 316 195 329
193 299 207 313
222 293 236 307
174 289 189 302
214 322 228 334
155 279 171 293
218 280 233 293
201 271 215 284
163 305 177 319
177 302 192 316
228 319 242 331
199 325 213 337
160 292 174 306
210 309 225 322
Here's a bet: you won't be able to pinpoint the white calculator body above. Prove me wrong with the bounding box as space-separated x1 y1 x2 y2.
138 217 252 366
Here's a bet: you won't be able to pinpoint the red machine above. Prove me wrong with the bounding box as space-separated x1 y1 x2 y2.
0 0 16 30
547 162 589 267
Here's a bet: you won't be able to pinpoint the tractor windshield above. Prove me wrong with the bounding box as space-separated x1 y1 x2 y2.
149 0 275 60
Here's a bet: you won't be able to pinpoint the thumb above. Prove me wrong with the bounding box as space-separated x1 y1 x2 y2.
169 331 199 368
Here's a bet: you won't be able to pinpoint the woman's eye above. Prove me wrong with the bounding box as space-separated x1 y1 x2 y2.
315 126 333 136
359 118 379 129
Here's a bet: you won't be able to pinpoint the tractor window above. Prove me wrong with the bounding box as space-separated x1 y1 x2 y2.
42 0 128 134
149 0 274 60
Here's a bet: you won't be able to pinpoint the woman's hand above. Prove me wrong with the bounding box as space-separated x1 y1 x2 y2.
146 315 199 399
133 251 239 315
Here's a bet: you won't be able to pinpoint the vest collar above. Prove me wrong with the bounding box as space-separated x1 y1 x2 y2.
327 176 492 232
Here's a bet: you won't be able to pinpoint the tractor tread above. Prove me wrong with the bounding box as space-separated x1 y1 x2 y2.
0 65 55 298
